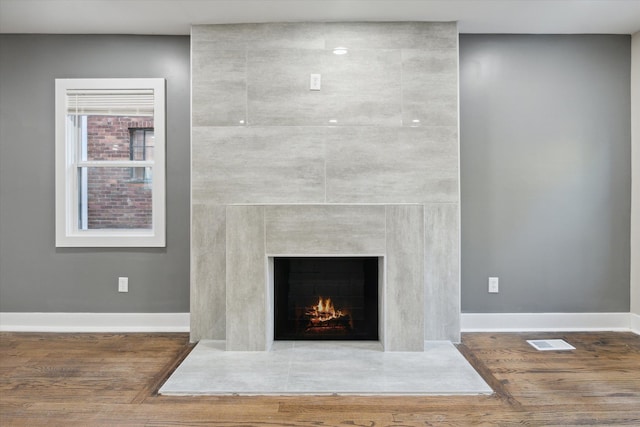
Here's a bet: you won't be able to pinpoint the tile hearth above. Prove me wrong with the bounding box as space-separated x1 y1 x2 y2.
159 341 492 396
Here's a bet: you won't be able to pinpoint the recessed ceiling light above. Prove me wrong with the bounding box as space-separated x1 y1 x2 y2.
333 47 348 55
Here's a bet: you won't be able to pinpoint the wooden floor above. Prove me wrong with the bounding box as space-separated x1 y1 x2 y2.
1 331 639 426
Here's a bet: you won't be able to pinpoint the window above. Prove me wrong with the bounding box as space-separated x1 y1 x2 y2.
55 78 165 247
130 128 154 182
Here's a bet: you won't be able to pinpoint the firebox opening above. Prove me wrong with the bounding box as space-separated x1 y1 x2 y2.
274 257 379 341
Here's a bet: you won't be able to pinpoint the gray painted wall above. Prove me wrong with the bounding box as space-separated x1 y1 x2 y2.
0 35 190 312
0 33 632 317
460 35 631 313
632 32 640 317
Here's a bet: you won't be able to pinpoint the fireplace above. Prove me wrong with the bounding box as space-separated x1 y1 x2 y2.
190 23 461 348
274 257 379 341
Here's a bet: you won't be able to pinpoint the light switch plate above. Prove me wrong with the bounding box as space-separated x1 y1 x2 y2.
118 277 128 293
310 74 321 90
488 277 499 293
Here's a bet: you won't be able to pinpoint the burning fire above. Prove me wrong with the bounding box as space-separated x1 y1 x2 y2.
304 296 352 332
308 297 343 323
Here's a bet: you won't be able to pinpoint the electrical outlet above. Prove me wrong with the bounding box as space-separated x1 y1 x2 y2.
488 277 499 293
118 277 128 293
310 73 321 90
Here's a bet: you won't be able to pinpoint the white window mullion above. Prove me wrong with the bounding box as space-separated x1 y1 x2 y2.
65 115 80 236
80 116 88 230
77 160 155 168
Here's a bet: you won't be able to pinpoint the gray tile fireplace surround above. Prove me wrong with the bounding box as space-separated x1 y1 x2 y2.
191 22 461 349
227 204 424 351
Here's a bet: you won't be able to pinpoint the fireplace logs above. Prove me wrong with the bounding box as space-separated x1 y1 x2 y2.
303 297 352 333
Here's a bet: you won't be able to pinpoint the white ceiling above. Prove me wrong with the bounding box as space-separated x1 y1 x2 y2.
1 0 639 35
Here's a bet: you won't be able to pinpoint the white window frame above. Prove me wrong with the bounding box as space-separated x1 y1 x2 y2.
55 78 166 247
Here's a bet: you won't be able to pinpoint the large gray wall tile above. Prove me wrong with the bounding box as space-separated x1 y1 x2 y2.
324 22 457 49
192 127 326 204
321 49 401 126
326 127 459 203
404 47 458 74
424 203 460 342
226 206 267 350
385 205 425 351
265 205 386 255
247 49 401 126
193 22 456 51
193 23 326 49
190 204 226 342
191 47 246 126
246 49 324 125
402 49 458 127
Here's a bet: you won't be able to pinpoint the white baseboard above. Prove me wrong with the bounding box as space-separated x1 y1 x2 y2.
461 312 635 333
0 312 190 332
631 313 640 335
2 312 636 335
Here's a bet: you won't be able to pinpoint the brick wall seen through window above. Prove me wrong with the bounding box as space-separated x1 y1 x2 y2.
85 116 154 229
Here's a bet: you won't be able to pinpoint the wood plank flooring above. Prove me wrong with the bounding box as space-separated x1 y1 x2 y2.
1 331 638 426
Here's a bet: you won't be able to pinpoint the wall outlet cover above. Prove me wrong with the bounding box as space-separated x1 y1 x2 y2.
118 277 128 293
488 277 499 293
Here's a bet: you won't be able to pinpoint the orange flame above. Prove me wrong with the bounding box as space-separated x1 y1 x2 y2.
308 296 345 323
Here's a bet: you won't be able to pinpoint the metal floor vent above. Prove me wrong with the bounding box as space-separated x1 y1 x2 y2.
527 339 575 351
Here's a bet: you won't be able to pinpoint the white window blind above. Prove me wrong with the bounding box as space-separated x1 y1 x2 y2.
66 89 154 116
